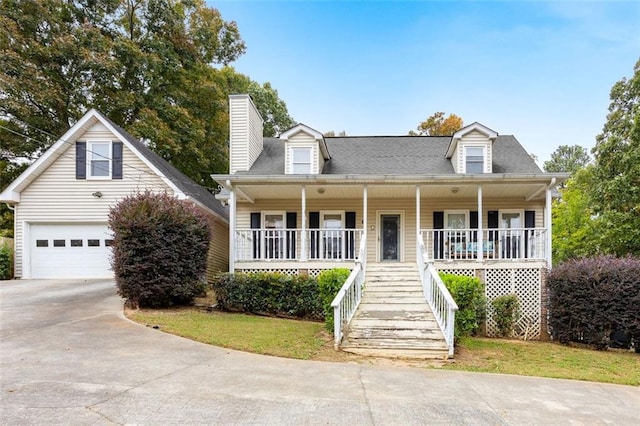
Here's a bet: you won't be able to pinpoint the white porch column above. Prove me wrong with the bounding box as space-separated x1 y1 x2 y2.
477 185 483 261
301 186 307 261
546 182 553 268
415 185 421 240
228 187 236 273
363 185 368 257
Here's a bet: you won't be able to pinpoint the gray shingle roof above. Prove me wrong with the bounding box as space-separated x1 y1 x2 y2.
97 112 228 221
244 135 542 175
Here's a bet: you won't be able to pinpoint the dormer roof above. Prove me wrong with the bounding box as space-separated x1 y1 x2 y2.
446 122 498 158
280 123 330 160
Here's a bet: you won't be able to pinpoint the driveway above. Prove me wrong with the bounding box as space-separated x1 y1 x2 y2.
1 280 638 425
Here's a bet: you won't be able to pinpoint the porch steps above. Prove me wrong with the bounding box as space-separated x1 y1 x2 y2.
340 263 449 359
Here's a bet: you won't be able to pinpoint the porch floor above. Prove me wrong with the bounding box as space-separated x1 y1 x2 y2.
341 263 449 359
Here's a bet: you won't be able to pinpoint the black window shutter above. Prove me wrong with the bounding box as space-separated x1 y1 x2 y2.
112 141 123 179
345 212 356 259
286 212 297 259
76 142 86 180
250 213 261 259
433 212 444 258
470 211 478 242
524 210 536 258
488 211 499 243
309 212 320 259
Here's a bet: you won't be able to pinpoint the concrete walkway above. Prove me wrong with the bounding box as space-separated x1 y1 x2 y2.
1 279 638 425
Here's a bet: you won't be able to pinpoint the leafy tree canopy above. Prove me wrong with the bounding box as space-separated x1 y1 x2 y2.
543 145 591 174
589 57 640 256
409 112 464 136
0 0 293 190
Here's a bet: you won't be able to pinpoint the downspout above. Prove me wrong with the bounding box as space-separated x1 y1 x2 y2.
545 178 556 269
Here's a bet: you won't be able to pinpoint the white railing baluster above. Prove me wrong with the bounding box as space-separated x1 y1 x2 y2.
330 232 367 348
417 234 459 358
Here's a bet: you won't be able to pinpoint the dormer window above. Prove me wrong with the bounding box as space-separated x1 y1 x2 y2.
465 146 485 173
291 147 312 174
88 142 111 178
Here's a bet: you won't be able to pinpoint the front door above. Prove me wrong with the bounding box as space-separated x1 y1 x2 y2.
380 214 400 261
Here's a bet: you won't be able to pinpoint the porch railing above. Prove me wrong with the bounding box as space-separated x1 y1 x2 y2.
234 228 363 262
330 232 367 348
420 228 547 261
417 234 457 357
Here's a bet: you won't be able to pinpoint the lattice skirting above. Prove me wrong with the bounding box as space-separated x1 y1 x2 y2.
442 267 543 340
236 268 347 278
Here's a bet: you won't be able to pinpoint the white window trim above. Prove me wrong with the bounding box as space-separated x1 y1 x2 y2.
321 211 344 228
463 145 487 174
87 140 112 180
262 211 286 229
499 209 525 229
444 210 469 229
289 146 313 174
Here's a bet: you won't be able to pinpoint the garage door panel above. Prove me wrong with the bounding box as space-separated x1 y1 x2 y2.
30 224 113 279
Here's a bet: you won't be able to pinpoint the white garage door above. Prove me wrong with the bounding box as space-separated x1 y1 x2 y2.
30 224 114 279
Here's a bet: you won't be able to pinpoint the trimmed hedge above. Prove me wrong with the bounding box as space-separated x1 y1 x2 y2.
440 273 486 339
317 268 351 332
548 255 640 351
0 244 11 280
109 191 211 308
211 272 323 320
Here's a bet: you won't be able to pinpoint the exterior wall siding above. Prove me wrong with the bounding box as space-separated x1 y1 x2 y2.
459 130 492 173
206 216 229 283
285 133 318 174
229 95 263 173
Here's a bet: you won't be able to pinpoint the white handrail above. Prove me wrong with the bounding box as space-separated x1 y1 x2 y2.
417 234 458 357
330 231 367 348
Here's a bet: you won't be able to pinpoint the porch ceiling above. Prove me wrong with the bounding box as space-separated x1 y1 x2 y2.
233 182 550 202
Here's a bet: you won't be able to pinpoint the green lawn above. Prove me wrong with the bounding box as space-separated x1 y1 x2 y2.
127 308 640 386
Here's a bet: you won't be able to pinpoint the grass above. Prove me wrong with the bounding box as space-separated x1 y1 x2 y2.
128 308 330 360
126 307 640 386
447 337 640 386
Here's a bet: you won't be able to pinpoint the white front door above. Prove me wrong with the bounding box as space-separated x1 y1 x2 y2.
500 210 523 258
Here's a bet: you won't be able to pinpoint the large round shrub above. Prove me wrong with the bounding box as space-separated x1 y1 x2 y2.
109 190 211 308
440 273 486 339
548 255 640 350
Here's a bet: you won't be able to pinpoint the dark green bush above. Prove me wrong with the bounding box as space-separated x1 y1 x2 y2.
440 273 486 339
491 294 521 337
211 272 323 320
109 190 211 308
548 255 640 351
318 268 351 332
0 244 12 280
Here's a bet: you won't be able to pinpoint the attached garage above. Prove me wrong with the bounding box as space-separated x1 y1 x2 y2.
29 223 113 279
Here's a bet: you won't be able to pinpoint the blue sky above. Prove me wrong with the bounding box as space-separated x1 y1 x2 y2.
213 1 640 164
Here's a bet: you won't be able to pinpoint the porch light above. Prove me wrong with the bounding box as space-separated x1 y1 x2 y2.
317 187 326 195
92 191 103 198
450 187 459 194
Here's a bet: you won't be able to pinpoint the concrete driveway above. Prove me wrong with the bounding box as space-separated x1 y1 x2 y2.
1 280 638 425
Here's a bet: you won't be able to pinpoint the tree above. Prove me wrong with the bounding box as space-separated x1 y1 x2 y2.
0 0 251 188
323 130 346 137
543 145 591 174
589 58 640 256
551 168 598 263
221 67 295 137
409 112 464 136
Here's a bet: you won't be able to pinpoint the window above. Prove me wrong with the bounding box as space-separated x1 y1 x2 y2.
88 239 100 247
36 240 48 247
70 239 83 247
291 147 312 174
53 239 65 247
88 142 111 178
445 211 469 258
263 212 285 259
465 146 484 173
322 212 344 259
105 239 114 247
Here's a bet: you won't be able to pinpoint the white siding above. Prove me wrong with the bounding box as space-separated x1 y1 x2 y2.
459 130 492 173
14 123 173 277
229 95 263 174
285 132 319 174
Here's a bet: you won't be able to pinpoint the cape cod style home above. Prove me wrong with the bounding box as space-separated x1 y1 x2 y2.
1 109 229 280
213 95 567 357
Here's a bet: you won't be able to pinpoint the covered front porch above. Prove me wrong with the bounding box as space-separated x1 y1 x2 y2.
218 175 556 273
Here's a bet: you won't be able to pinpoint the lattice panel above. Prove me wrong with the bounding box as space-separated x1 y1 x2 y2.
438 268 476 277
308 269 324 278
238 268 299 276
485 268 541 339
